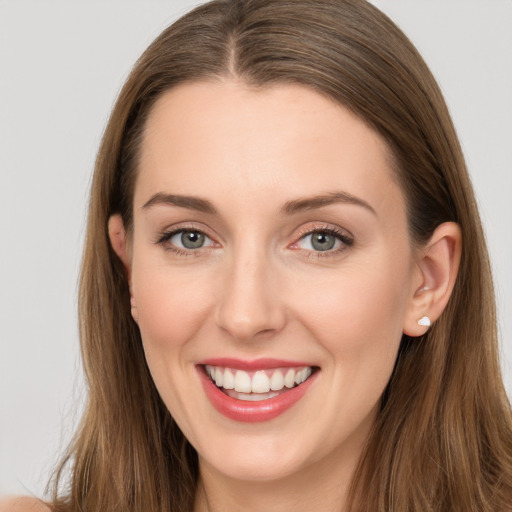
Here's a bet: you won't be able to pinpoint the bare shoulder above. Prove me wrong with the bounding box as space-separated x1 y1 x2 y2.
0 497 51 512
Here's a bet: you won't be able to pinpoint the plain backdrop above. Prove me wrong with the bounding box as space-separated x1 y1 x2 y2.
1 0 511 498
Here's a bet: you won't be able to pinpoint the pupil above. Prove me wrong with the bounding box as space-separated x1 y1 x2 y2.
312 232 335 251
181 231 205 249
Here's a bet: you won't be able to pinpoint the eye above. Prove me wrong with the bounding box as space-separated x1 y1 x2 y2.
157 228 216 251
172 230 207 249
293 228 353 253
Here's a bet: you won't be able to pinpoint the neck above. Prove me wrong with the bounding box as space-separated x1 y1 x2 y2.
193 437 366 512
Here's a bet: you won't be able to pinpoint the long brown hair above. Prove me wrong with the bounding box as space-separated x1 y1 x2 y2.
48 1 512 510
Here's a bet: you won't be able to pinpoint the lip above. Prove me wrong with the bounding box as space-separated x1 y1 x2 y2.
198 357 314 371
197 361 319 423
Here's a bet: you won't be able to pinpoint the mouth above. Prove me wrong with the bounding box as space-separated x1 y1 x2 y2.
198 360 319 422
204 364 314 401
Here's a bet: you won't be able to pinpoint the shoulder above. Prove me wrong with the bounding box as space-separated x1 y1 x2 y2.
0 497 51 512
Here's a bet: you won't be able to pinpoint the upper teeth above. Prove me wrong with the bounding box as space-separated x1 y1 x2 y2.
205 365 313 393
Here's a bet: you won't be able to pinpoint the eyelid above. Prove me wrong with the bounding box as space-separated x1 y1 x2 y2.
154 223 220 251
289 223 354 255
154 221 353 257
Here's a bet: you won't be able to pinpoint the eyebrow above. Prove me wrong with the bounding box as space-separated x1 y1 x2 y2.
279 191 377 216
142 193 217 214
142 190 376 216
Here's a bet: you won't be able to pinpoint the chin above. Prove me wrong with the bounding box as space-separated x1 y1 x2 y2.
199 444 312 483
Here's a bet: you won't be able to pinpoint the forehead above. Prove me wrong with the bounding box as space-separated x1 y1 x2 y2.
135 80 404 222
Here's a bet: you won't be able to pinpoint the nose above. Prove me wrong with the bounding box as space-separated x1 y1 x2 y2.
215 248 287 341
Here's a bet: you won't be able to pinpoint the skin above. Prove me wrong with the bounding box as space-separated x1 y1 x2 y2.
108 80 461 512
0 497 50 512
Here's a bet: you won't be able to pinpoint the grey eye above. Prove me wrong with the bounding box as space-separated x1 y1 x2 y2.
181 231 205 249
170 230 208 249
295 230 346 252
310 232 336 251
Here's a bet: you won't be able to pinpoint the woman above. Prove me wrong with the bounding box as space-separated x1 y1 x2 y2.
3 0 512 510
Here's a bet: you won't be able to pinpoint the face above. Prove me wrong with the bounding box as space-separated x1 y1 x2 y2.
123 81 420 483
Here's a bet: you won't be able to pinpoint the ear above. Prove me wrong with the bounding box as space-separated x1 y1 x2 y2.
108 214 131 273
108 214 138 323
403 222 462 337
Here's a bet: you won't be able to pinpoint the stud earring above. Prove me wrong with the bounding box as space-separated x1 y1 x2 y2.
417 316 431 327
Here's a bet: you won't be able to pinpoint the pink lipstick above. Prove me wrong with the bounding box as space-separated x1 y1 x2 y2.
197 358 318 422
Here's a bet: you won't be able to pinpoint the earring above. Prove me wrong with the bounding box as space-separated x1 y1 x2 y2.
417 316 431 327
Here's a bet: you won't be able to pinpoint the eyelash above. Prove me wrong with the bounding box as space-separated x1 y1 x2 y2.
292 225 354 258
155 225 354 258
155 225 215 257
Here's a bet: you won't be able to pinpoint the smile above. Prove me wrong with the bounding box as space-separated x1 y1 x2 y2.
198 359 319 422
204 365 313 400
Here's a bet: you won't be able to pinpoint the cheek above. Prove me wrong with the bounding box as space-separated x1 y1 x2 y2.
130 257 214 361
129 255 218 430
300 262 409 341
290 262 410 440
293 254 411 389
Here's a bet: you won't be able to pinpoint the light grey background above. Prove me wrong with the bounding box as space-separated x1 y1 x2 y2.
1 0 511 498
